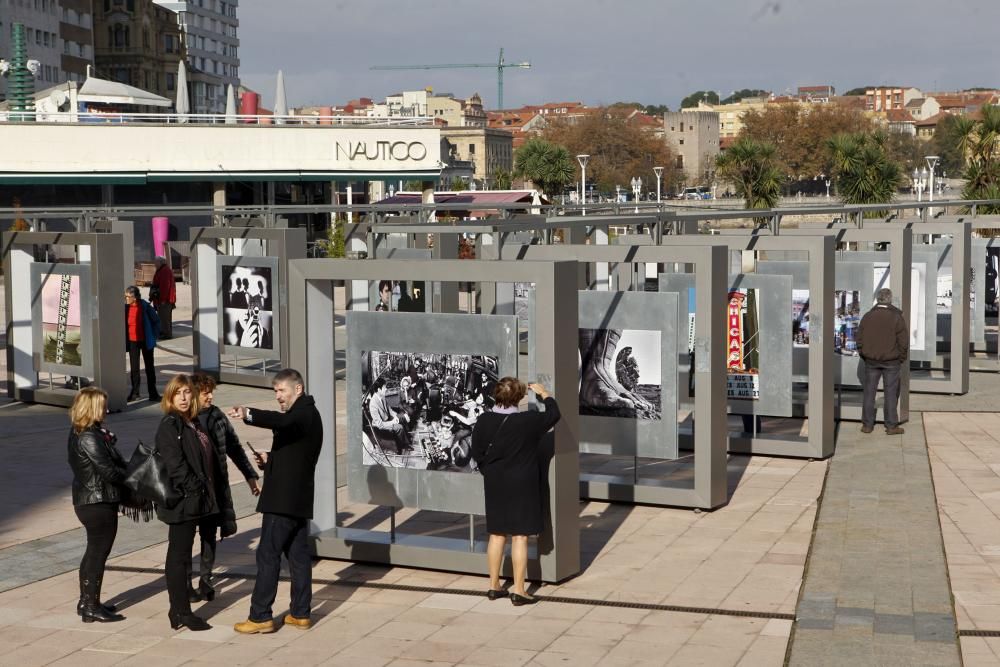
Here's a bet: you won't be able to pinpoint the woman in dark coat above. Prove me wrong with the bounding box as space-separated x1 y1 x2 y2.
189 373 260 602
155 374 219 631
68 387 127 623
471 378 560 606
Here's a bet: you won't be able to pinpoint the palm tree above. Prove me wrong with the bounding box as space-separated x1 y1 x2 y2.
827 131 903 212
957 104 1000 212
513 138 575 197
715 137 782 213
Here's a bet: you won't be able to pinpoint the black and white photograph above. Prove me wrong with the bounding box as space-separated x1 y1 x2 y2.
579 328 662 420
360 350 499 472
373 279 427 312
222 263 275 350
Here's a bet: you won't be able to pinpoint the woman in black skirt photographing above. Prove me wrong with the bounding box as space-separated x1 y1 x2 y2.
471 378 560 606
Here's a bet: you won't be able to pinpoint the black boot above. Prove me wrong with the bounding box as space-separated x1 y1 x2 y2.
80 578 124 623
196 581 215 602
77 573 117 616
168 611 211 631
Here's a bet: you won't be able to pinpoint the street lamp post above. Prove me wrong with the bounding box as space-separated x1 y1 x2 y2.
825 178 831 198
576 154 589 216
912 168 926 203
653 166 664 204
630 177 642 213
926 155 939 204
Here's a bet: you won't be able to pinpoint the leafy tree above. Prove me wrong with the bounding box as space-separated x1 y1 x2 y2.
513 138 575 196
450 177 469 191
644 104 670 116
740 102 874 184
715 137 782 212
541 110 676 194
317 217 345 258
827 131 904 210
883 131 927 173
680 90 719 109
929 114 968 175
721 89 769 105
843 87 871 96
492 168 513 190
956 104 1000 212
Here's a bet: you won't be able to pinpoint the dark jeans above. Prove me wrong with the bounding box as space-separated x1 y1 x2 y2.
166 520 199 615
127 341 157 397
249 513 312 621
75 503 118 597
157 303 174 338
862 359 901 429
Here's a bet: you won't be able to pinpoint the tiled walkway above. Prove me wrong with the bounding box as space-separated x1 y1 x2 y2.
787 418 961 666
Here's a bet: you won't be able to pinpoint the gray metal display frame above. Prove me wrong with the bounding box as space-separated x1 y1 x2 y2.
288 258 581 583
518 235 835 460
799 220 971 394
189 226 306 388
3 231 129 410
498 242 737 501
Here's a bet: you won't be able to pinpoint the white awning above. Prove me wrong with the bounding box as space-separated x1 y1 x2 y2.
78 76 172 108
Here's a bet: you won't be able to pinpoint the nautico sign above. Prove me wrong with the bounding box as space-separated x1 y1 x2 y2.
335 140 429 162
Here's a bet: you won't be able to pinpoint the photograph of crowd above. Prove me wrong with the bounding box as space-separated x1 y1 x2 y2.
39 271 83 366
579 328 662 420
360 350 499 472
374 280 427 312
834 289 862 356
222 263 274 350
987 247 1000 314
874 263 926 351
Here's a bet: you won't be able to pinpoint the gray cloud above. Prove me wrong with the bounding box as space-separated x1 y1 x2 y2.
238 0 998 110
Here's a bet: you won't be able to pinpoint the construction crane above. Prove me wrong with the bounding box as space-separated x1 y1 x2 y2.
370 48 530 111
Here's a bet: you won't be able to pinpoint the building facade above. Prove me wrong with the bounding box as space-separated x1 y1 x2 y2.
93 0 183 103
865 87 922 112
59 0 96 84
439 127 513 188
153 0 239 113
0 0 67 99
664 110 719 183
371 90 487 127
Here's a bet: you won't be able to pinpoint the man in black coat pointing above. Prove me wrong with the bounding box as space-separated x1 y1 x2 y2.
229 368 323 634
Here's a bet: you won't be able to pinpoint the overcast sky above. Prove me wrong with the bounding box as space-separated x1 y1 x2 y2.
239 0 998 111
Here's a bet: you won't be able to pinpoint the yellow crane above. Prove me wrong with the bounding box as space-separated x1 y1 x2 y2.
370 48 531 111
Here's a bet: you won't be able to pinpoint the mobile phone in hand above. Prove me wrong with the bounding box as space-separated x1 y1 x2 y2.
245 440 259 456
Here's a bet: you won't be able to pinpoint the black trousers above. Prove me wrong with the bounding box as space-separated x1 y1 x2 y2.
862 359 901 429
156 303 173 338
192 514 220 588
249 513 312 621
75 503 118 597
126 341 157 397
165 520 199 616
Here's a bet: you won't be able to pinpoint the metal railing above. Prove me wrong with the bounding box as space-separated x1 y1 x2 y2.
0 112 437 127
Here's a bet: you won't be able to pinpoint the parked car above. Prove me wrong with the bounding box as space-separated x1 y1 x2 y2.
680 186 712 200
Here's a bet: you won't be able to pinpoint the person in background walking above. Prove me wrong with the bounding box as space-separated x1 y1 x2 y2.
124 286 161 403
188 373 260 602
229 369 323 634
857 287 908 435
155 375 217 632
471 379 560 606
150 256 176 339
68 387 127 623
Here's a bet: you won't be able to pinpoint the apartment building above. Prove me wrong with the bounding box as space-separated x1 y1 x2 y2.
93 0 183 102
0 0 68 99
439 126 514 187
865 87 922 112
59 0 95 84
153 0 239 113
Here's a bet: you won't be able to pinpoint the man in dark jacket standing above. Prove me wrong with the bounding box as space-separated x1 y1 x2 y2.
229 368 323 634
856 288 908 435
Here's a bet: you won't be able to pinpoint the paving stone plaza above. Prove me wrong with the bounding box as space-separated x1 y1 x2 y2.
3 277 1000 667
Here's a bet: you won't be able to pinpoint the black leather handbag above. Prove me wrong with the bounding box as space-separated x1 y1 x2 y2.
123 440 182 509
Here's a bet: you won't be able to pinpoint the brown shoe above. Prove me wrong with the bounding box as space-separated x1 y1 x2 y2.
284 614 312 630
860 425 874 434
234 618 277 634
885 427 905 435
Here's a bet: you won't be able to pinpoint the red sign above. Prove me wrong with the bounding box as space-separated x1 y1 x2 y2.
727 291 745 370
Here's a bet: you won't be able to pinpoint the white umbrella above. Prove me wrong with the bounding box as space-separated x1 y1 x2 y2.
175 59 190 122
274 69 287 124
224 83 236 124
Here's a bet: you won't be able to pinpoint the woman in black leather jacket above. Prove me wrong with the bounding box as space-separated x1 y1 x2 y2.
155 374 219 632
68 387 126 623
